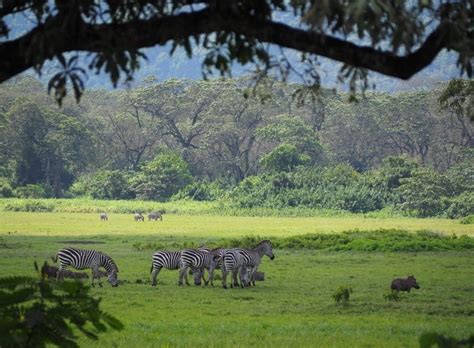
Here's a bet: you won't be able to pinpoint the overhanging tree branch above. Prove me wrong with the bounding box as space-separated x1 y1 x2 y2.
0 6 463 84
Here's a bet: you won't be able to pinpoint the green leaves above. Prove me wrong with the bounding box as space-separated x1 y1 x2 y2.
0 267 123 347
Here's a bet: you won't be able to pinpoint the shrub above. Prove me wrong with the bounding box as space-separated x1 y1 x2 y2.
460 215 474 225
332 286 353 305
13 184 48 198
4 200 55 212
70 170 134 200
173 181 224 201
0 263 123 347
131 153 192 201
261 143 310 172
0 177 13 197
445 192 474 218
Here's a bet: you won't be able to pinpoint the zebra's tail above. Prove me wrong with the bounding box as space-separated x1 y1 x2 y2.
150 263 153 274
51 254 58 263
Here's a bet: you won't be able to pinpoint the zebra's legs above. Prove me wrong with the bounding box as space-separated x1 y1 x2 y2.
232 270 240 288
248 267 257 286
91 266 102 287
221 267 229 289
178 266 190 286
151 266 162 286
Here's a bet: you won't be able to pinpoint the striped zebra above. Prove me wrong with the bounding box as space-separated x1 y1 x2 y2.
179 249 220 286
53 247 119 287
151 249 209 286
221 248 250 289
235 240 274 286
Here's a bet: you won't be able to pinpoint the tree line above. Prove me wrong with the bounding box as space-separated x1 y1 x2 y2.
0 76 472 217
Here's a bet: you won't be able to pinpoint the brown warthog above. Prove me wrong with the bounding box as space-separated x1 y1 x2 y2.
391 275 420 292
148 212 163 221
41 262 89 280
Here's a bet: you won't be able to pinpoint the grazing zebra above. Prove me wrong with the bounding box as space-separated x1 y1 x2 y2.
235 240 274 286
150 249 208 286
100 212 108 221
179 249 220 286
221 248 250 289
134 212 144 221
148 212 162 221
53 247 119 287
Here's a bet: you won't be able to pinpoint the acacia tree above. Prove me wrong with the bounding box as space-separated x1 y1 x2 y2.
0 1 471 102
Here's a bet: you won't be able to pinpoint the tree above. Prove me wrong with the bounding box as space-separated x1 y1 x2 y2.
260 143 310 172
2 98 91 196
0 1 471 103
131 152 192 200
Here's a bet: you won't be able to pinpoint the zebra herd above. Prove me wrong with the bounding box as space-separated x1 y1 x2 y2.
54 240 274 289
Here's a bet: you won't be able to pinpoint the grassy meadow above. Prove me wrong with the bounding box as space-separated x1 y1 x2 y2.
0 204 473 347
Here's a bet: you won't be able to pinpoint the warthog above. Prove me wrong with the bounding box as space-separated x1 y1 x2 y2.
41 262 90 280
391 275 420 292
253 271 265 281
148 212 163 221
134 213 144 221
100 212 108 221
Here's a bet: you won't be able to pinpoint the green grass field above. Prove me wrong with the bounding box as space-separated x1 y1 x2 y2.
0 210 473 347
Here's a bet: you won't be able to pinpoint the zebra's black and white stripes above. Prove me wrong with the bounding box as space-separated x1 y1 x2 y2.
221 248 249 289
150 251 182 286
234 240 274 286
179 249 220 286
55 247 119 287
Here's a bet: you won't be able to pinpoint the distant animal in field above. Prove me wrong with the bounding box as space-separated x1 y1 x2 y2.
391 275 420 292
53 247 119 287
134 212 144 221
100 212 108 221
148 212 162 221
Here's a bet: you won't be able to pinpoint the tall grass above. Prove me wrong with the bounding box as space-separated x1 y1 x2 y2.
0 198 424 218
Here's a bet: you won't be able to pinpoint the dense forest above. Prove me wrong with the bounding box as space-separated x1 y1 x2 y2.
0 76 472 218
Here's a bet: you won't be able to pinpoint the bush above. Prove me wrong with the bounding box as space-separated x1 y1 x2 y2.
131 153 192 201
332 286 353 305
0 177 13 197
0 263 123 347
445 192 474 218
261 143 310 172
13 184 48 198
173 181 224 201
70 170 133 200
4 200 55 212
460 215 474 224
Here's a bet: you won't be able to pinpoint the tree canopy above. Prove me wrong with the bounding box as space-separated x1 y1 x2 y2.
0 1 472 102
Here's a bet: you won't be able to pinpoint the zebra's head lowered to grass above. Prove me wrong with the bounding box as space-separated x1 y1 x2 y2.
97 252 119 287
255 240 275 260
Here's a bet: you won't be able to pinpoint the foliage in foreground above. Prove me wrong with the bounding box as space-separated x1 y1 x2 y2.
0 264 123 347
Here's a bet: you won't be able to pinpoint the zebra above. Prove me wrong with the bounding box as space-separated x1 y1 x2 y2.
221 248 250 289
179 249 220 286
53 247 119 287
100 212 108 221
150 249 210 286
235 240 274 286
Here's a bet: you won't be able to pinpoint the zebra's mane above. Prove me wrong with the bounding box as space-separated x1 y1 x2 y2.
101 252 119 273
254 240 271 248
